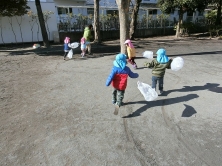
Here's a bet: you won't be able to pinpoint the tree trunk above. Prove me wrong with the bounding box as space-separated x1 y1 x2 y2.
35 0 50 48
175 9 183 38
215 0 222 26
130 0 142 40
94 0 101 43
116 0 130 54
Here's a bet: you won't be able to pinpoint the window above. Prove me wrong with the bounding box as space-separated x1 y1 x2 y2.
69 8 72 14
187 10 193 16
198 11 204 16
149 9 157 15
58 8 68 15
57 7 72 15
106 10 118 16
87 8 94 15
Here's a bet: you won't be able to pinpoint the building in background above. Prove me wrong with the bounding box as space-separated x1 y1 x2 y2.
0 0 206 44
0 0 57 44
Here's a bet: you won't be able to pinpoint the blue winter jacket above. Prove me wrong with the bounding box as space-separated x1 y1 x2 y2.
106 66 138 90
64 43 70 51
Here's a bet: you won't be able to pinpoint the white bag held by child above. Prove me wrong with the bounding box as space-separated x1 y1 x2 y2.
137 81 158 101
67 49 73 59
70 42 79 49
143 51 153 59
171 57 184 71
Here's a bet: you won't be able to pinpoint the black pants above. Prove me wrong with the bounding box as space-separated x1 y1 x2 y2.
64 51 68 58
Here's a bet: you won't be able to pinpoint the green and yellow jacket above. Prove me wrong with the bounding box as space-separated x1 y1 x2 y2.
83 27 92 42
144 59 172 77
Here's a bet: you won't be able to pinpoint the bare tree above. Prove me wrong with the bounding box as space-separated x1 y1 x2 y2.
8 17 17 43
215 0 222 25
94 0 101 43
15 16 24 43
35 0 50 48
130 0 142 40
0 0 29 44
116 0 131 54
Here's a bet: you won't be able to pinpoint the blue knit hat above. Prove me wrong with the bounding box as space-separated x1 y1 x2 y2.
113 53 127 69
156 48 169 64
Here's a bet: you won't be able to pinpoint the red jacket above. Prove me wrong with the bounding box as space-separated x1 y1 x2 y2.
106 66 138 90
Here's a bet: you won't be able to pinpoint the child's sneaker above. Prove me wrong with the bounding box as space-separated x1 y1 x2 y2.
81 53 85 58
114 104 119 115
112 100 116 105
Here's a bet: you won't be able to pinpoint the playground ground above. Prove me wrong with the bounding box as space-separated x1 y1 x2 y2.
0 35 222 166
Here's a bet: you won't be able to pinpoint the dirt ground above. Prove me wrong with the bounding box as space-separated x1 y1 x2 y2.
1 36 222 166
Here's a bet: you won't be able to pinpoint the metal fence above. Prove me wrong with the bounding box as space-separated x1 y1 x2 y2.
57 14 176 32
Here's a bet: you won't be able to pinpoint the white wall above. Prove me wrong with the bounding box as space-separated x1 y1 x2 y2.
0 1 58 44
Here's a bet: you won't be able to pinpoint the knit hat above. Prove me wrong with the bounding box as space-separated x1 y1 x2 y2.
113 53 127 69
156 48 169 64
124 39 134 48
64 37 70 44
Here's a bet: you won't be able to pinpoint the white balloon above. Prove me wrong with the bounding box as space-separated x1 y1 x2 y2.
171 57 184 71
70 42 79 49
143 51 153 59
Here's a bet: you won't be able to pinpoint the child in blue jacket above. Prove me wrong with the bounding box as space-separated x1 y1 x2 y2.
106 53 139 115
63 37 71 60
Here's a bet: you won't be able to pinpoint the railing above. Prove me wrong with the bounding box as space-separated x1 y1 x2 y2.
57 14 175 32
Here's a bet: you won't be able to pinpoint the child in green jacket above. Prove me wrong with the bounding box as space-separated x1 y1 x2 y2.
83 24 93 55
144 48 172 95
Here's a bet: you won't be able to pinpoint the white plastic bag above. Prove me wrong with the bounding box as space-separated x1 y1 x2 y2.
67 49 73 59
33 44 40 49
70 42 79 49
137 81 158 101
143 51 153 59
171 57 184 71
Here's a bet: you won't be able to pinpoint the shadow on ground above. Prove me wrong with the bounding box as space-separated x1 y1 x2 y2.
123 94 199 118
168 51 222 57
5 44 121 57
161 83 220 96
182 104 197 117
123 83 220 118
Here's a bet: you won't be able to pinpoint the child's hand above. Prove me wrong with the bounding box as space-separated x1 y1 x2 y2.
144 62 148 67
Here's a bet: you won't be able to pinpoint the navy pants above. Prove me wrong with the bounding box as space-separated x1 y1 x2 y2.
152 76 164 90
